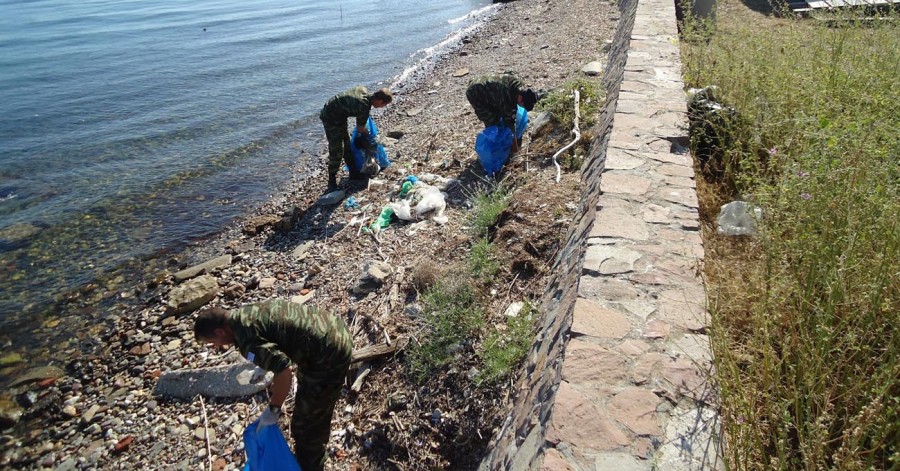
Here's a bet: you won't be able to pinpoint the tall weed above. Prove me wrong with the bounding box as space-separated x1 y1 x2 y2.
683 2 900 469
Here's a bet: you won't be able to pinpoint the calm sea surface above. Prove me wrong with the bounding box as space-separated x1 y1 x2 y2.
0 0 494 353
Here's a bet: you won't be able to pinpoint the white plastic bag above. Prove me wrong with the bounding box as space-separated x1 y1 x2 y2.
414 186 446 219
387 200 414 221
716 200 762 236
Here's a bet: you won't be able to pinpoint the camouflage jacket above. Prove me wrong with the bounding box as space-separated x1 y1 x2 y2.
466 73 524 132
319 86 372 128
228 299 352 373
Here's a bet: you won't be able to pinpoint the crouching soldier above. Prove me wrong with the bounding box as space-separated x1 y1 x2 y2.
194 299 352 471
320 86 393 191
466 72 537 152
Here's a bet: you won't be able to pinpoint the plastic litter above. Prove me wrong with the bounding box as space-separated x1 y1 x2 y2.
405 175 419 184
387 200 414 221
414 186 446 219
716 200 762 236
317 190 346 206
343 196 359 209
243 419 302 471
399 181 414 197
370 206 395 233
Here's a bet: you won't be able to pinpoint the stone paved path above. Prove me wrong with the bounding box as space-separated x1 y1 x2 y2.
540 0 722 469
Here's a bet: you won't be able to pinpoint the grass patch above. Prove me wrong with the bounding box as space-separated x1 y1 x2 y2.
683 2 900 470
536 77 604 130
406 278 484 383
469 184 511 238
469 237 501 283
477 301 536 385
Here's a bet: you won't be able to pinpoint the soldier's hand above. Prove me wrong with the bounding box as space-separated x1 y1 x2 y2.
257 404 281 431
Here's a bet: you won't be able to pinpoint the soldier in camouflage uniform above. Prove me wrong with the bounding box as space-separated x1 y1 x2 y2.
194 299 353 471
465 72 538 152
319 86 393 191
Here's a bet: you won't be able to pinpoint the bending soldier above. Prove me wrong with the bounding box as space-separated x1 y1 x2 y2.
320 86 393 191
194 299 352 471
465 72 537 152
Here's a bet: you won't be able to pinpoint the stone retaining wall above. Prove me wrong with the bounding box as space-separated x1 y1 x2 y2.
478 0 639 467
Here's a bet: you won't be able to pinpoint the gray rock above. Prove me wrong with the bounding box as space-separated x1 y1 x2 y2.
166 275 218 314
291 241 314 260
317 190 346 206
530 111 553 137
581 60 604 76
153 362 272 399
10 365 64 387
173 255 232 282
352 261 393 294
290 290 315 306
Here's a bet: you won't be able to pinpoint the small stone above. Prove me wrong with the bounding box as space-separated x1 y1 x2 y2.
129 343 151 356
0 353 24 366
258 277 277 289
161 316 177 326
194 427 216 443
212 458 227 471
62 405 77 417
451 68 470 78
581 61 604 76
113 435 133 453
82 404 101 423
84 423 102 435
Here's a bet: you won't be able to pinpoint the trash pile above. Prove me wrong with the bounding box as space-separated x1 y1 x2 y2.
367 175 456 234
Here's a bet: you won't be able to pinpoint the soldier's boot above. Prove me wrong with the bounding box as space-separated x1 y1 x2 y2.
327 173 338 192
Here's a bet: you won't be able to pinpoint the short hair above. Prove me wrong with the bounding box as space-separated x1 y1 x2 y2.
194 307 230 340
372 88 393 104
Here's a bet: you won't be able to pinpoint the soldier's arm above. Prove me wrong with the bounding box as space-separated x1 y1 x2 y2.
244 339 292 374
269 368 292 408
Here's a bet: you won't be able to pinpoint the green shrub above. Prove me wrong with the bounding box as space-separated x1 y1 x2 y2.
536 77 604 131
469 238 501 282
477 301 535 385
469 185 511 238
406 278 485 383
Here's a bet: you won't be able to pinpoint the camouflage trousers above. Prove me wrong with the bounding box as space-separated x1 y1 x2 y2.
321 119 355 177
290 349 352 470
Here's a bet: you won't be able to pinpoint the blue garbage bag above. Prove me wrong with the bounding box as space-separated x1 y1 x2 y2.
515 104 529 140
350 117 390 171
476 125 513 177
243 419 302 471
475 106 529 177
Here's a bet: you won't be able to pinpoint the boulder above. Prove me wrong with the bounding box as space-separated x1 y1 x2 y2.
167 275 218 314
581 61 604 76
153 362 273 399
173 254 232 282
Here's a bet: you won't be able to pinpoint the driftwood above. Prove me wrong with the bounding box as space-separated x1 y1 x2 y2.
351 337 410 363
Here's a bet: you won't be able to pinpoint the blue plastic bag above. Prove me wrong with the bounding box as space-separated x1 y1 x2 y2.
243 419 302 471
515 104 529 140
475 106 529 177
350 117 390 171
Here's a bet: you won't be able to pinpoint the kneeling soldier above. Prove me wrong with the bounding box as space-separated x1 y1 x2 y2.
194 299 352 471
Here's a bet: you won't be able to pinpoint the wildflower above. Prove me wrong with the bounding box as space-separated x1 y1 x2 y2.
797 170 809 178
801 193 812 200
767 146 778 156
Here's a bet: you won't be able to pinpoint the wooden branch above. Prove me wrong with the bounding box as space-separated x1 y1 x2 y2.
351 337 409 363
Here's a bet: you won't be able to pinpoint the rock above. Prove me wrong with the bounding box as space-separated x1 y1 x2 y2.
405 108 424 117
290 290 315 306
275 206 306 232
242 214 281 236
194 427 216 443
0 397 23 429
113 435 133 453
129 342 151 356
258 277 277 289
166 339 182 350
161 316 177 326
173 255 232 282
0 222 41 249
291 241 314 261
352 261 393 294
317 190 346 206
10 365 64 387
62 405 78 417
386 130 405 139
581 60 604 76
0 353 24 367
84 423 102 435
504 301 524 317
166 275 218 314
223 282 246 299
530 111 553 137
451 68 470 77
153 362 272 399
213 458 227 471
82 404 101 423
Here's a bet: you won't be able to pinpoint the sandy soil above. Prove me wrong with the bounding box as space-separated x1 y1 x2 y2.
0 0 618 469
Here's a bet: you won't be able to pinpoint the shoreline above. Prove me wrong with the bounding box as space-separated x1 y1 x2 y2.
0 0 619 468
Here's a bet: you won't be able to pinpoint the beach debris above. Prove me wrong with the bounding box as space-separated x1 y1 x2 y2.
174 254 232 282
153 362 272 399
166 274 218 314
317 190 346 206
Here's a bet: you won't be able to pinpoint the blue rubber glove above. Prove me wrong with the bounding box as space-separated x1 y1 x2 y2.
256 405 280 432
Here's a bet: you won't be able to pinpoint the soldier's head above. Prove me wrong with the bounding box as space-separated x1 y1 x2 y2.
371 88 393 108
194 307 235 349
518 88 538 112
